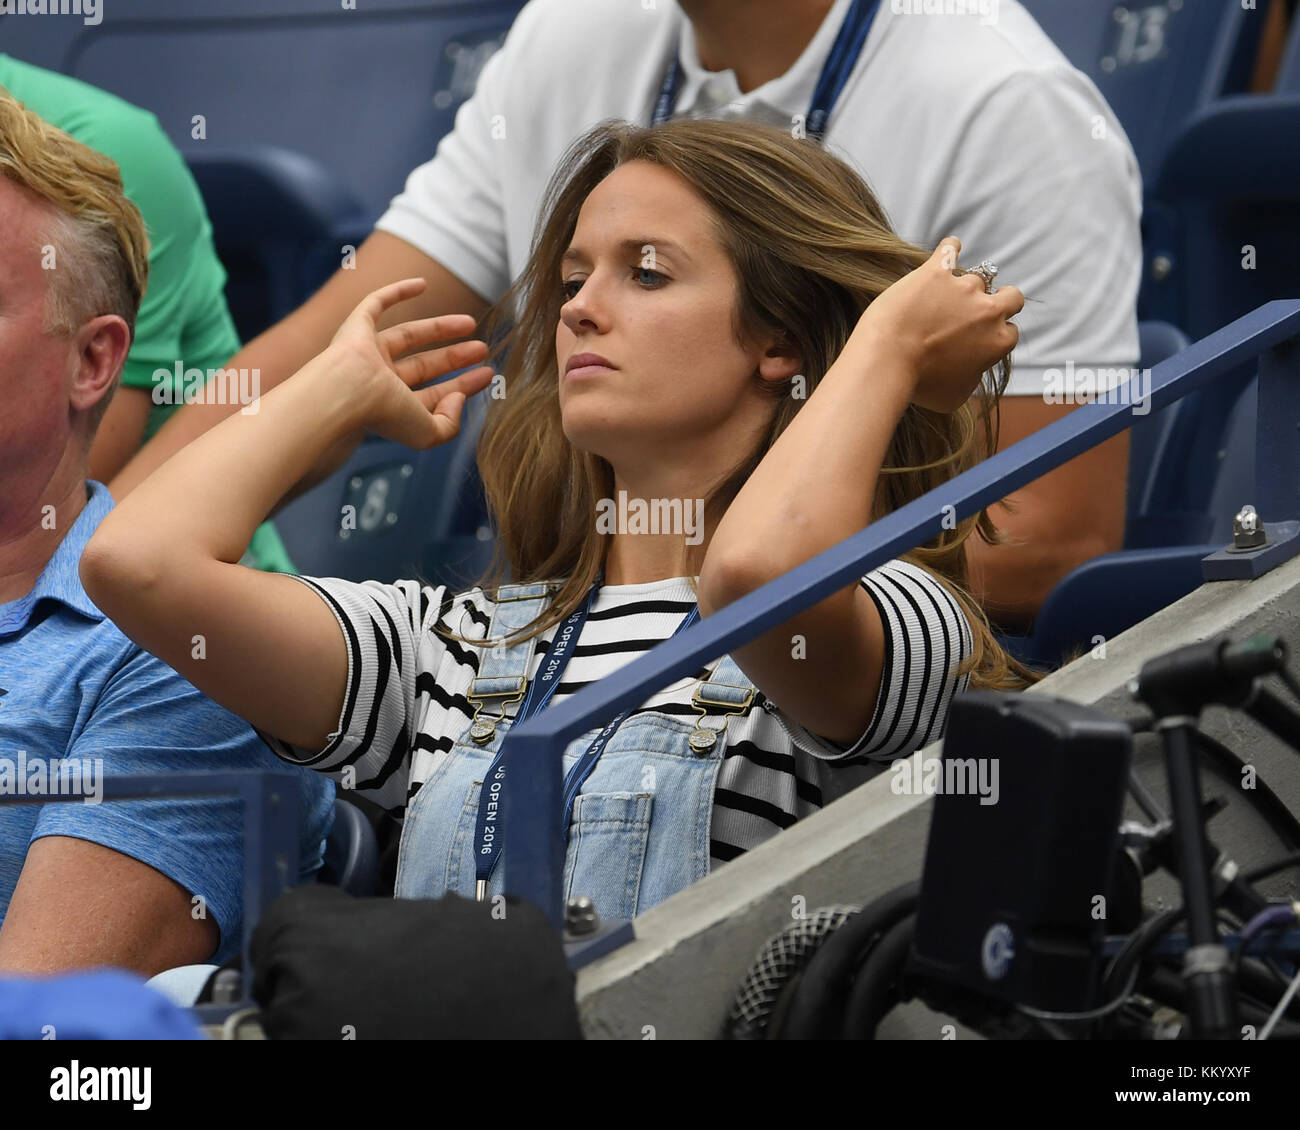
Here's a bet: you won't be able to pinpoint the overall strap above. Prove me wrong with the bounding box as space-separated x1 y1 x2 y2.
687 654 760 753
465 581 559 736
694 654 758 709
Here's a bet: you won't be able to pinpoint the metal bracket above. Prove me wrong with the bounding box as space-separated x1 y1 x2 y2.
1203 520 1300 580
564 919 636 970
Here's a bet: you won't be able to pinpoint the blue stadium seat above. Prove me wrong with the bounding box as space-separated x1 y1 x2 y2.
1122 320 1255 550
1 0 526 338
1202 370 1258 544
0 0 526 221
1000 319 1253 668
318 797 380 898
185 146 369 341
1007 542 1219 668
1019 0 1267 185
1142 95 1300 340
1135 92 1297 556
272 382 495 589
419 391 500 592
1126 319 1191 540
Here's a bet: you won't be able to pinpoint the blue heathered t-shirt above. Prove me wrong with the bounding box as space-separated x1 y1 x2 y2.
0 481 335 965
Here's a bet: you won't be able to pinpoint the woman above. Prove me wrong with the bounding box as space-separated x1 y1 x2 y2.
81 118 1036 920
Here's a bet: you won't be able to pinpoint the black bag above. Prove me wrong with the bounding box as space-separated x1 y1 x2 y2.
248 885 583 1039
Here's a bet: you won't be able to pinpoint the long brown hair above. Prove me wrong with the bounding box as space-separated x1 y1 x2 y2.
436 117 1042 691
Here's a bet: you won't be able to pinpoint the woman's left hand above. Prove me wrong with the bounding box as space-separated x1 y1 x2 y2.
855 236 1025 414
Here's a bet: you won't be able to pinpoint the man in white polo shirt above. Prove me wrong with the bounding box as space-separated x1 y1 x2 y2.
112 0 1141 632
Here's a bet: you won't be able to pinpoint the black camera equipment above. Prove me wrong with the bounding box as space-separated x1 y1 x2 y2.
725 632 1300 1041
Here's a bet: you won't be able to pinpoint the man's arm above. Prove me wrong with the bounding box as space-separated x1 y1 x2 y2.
107 232 491 502
965 397 1129 634
0 634 336 977
0 836 218 976
927 62 1141 630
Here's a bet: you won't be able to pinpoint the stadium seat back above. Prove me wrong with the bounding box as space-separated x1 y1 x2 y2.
1203 373 1258 544
1009 321 1260 668
185 146 369 340
1 0 526 221
1018 0 1268 184
318 797 380 898
1143 96 1300 340
272 380 495 590
1010 371 1258 668
1125 319 1191 544
1004 543 1219 669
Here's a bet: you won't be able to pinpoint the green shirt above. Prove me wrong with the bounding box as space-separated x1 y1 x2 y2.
0 54 295 574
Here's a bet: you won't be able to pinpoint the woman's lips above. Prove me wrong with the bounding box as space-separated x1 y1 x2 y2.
564 363 617 381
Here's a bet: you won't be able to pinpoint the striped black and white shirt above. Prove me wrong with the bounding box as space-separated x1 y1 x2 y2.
259 559 971 866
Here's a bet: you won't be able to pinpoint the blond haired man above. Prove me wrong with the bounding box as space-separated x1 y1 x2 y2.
0 92 333 977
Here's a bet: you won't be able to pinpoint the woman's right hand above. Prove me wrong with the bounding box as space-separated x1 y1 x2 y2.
321 277 497 450
852 238 1023 414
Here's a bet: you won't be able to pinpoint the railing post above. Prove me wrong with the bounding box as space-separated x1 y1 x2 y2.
1203 333 1300 579
504 730 567 931
1257 337 1300 521
0 770 301 1023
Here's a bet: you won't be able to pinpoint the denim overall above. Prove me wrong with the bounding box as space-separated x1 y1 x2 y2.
394 579 759 920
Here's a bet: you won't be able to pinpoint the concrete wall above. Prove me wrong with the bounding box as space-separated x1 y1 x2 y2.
575 555 1300 1039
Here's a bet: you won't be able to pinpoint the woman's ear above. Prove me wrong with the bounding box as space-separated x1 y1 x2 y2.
755 331 803 386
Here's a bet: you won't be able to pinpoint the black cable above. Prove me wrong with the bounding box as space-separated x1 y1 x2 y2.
1142 965 1300 1039
1102 905 1300 1036
1102 905 1186 1011
1213 909 1300 1022
1239 957 1300 1018
776 881 920 1040
841 914 917 1040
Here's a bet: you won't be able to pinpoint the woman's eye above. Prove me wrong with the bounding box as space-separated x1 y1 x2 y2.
561 268 665 301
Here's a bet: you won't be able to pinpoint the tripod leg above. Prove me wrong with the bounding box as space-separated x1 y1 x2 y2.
1160 721 1239 1039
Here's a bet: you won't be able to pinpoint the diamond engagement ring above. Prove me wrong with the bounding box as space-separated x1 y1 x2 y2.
972 259 999 292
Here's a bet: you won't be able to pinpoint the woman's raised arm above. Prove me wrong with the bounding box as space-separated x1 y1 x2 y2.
699 239 1023 748
79 279 495 752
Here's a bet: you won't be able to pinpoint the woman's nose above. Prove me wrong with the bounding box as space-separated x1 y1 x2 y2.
561 275 608 334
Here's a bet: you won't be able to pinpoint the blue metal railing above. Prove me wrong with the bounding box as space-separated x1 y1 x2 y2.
0 770 301 1022
506 298 1300 929
10 302 1297 998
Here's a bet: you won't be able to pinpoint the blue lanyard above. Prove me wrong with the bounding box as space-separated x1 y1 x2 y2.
473 570 701 894
651 0 882 141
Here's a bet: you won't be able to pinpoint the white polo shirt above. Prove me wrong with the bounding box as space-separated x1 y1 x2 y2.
376 0 1142 396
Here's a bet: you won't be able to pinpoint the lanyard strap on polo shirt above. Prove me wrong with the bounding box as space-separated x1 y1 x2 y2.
651 0 883 142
